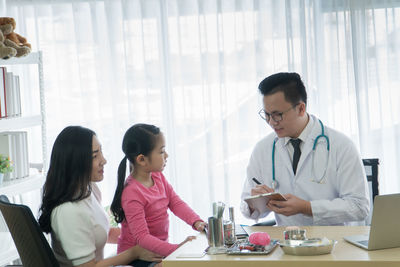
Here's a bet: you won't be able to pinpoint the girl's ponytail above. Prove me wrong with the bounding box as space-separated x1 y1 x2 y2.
110 123 160 224
111 156 128 223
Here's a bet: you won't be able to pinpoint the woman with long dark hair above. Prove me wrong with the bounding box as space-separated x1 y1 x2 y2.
39 126 162 267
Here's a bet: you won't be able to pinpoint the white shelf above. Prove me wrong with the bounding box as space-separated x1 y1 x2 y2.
0 174 45 196
0 232 19 266
0 52 40 65
0 115 42 131
0 51 46 266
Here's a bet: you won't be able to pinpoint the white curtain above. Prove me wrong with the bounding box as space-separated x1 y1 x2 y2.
2 0 400 242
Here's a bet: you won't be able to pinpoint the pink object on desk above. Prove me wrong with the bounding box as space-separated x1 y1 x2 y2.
249 232 271 246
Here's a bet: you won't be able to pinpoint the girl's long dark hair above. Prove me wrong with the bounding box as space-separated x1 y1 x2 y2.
111 123 160 223
38 126 95 233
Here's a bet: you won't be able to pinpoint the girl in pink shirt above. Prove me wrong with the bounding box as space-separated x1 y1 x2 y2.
111 124 206 267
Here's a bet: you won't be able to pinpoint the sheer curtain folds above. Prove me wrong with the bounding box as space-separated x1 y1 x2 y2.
3 0 399 241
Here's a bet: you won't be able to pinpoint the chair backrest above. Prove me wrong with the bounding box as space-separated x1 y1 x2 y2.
362 158 379 225
0 196 60 267
0 195 9 203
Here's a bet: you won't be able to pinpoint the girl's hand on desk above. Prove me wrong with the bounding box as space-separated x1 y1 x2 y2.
194 220 207 231
179 236 197 248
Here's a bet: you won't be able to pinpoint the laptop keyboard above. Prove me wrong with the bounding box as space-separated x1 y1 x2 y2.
358 240 369 247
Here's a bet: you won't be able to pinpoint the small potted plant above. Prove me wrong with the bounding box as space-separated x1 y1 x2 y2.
0 154 13 184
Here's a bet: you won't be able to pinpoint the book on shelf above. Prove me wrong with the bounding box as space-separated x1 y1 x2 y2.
0 67 21 118
0 67 6 118
13 75 21 116
0 133 15 179
0 131 29 181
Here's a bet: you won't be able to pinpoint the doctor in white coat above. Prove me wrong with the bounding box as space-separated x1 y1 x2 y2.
240 72 369 226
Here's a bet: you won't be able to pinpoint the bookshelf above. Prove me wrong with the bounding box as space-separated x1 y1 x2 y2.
0 115 42 131
0 174 45 196
0 51 46 266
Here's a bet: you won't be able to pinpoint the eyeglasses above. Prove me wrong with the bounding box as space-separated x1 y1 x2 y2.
258 103 299 122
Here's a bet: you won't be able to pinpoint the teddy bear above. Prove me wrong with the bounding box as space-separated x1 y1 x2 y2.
0 17 31 57
0 24 17 59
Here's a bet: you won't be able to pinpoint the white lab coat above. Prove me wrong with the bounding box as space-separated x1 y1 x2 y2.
240 114 370 226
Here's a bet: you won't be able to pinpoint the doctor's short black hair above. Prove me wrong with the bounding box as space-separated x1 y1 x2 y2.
258 72 307 105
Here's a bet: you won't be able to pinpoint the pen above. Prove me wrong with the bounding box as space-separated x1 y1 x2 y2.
252 177 262 185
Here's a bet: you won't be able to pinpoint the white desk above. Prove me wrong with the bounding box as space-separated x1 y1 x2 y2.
164 226 400 267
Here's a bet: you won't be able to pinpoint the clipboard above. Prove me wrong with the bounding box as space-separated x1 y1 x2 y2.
244 192 287 214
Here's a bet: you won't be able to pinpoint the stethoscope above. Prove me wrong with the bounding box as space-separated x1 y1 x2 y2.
271 119 330 190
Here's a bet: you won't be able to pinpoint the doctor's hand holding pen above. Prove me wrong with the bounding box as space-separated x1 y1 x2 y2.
250 177 275 196
250 177 312 216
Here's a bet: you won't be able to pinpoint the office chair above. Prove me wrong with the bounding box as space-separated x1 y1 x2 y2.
362 158 379 225
362 158 379 203
0 195 60 267
0 194 9 203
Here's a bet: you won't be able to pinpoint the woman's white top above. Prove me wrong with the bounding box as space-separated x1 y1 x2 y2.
51 183 110 266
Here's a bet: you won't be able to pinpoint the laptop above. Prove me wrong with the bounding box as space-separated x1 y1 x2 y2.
344 193 400 250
